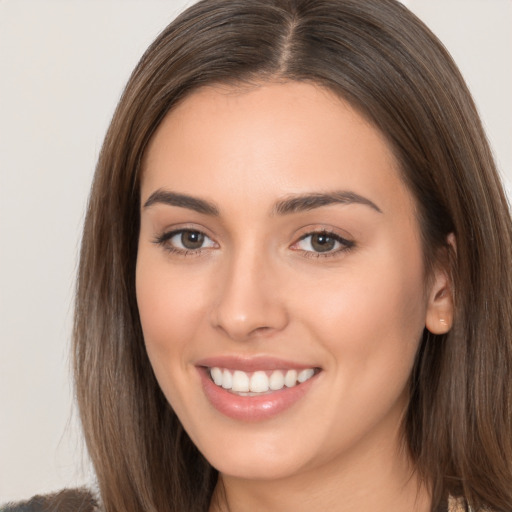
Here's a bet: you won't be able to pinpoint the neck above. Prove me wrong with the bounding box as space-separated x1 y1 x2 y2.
209 441 431 512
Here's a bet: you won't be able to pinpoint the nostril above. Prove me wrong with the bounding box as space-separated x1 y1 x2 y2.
210 268 289 341
213 319 275 342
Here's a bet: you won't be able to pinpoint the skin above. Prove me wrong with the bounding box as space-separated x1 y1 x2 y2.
136 82 453 512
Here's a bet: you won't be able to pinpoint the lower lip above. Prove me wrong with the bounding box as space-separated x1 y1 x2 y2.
198 368 319 422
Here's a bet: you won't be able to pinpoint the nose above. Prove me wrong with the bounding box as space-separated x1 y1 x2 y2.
210 248 289 342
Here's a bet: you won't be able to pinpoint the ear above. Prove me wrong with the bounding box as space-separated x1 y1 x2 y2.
425 233 455 335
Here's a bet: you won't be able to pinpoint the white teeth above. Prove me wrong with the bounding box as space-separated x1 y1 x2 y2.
221 369 232 389
298 368 315 383
232 370 250 392
284 369 298 387
211 367 223 386
250 371 269 393
269 370 285 390
209 366 316 394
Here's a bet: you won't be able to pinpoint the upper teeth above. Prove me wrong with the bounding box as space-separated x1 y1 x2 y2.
209 367 315 394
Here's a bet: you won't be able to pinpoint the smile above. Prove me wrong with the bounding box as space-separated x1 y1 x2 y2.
209 367 317 394
197 359 322 421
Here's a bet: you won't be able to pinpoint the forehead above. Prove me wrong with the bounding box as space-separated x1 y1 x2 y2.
141 81 415 220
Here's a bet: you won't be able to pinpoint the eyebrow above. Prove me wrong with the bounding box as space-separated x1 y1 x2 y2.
143 189 219 215
143 189 382 216
272 191 382 215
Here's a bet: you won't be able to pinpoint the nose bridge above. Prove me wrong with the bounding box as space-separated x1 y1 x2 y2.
211 240 288 341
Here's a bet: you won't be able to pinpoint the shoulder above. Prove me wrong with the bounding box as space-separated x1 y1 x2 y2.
1 488 99 512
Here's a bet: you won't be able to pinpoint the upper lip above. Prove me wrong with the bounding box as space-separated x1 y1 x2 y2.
195 355 320 372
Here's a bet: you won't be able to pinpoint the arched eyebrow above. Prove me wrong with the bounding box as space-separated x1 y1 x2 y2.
272 191 382 215
143 189 382 216
143 189 219 215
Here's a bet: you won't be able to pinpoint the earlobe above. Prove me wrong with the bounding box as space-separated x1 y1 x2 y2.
425 285 453 334
425 234 455 335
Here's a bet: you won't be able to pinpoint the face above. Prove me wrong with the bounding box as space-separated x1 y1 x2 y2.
136 82 446 482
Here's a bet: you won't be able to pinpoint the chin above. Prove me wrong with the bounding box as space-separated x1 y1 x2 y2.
189 422 320 481
209 451 306 481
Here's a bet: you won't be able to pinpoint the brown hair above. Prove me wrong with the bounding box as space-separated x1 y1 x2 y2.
73 1 512 510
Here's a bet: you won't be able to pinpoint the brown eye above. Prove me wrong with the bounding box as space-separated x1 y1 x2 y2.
156 229 217 254
310 233 336 252
180 230 205 249
294 231 354 256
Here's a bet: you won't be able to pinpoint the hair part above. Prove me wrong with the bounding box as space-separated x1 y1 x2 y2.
74 1 512 510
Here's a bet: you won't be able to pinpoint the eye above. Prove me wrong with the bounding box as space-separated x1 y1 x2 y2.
155 229 217 254
293 231 354 255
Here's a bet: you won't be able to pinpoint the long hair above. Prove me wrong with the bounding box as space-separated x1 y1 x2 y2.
73 1 512 510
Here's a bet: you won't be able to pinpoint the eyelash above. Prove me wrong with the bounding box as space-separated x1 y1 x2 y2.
153 228 355 259
293 231 355 259
153 229 216 257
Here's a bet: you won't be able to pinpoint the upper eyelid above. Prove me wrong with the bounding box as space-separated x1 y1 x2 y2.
155 224 215 240
297 230 351 242
293 225 354 242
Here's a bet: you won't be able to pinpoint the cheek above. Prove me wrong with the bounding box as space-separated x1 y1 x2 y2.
135 254 217 427
135 253 211 368
288 242 427 370
288 248 427 444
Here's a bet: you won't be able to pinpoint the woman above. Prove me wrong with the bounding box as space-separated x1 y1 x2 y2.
5 0 511 511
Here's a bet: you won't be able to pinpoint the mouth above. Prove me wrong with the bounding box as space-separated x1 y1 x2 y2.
208 367 319 395
196 358 322 421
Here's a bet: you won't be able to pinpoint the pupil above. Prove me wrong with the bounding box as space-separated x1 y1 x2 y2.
311 233 335 252
181 231 204 249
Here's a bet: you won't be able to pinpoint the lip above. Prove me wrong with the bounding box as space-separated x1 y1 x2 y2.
195 355 317 372
196 356 321 422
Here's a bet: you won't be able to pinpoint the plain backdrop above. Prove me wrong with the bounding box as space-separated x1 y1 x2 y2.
1 0 511 503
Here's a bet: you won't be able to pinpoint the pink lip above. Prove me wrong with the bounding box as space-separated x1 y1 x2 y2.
196 356 321 422
195 355 317 372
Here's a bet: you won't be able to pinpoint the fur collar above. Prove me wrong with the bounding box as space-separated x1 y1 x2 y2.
1 488 98 512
